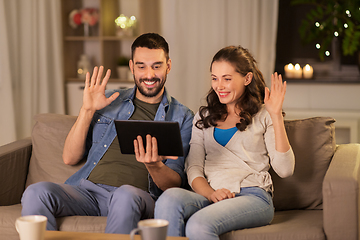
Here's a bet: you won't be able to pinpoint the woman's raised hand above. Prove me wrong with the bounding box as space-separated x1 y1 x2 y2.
264 72 286 117
82 66 120 113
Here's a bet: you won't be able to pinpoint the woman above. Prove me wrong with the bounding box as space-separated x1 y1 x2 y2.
155 46 295 240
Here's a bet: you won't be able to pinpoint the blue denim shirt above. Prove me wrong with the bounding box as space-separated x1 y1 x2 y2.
65 87 194 199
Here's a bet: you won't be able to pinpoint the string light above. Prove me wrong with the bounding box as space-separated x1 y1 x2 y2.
325 51 330 56
346 10 351 17
315 22 320 27
334 31 339 37
344 23 349 28
316 43 321 49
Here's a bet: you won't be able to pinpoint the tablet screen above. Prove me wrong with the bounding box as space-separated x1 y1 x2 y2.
114 120 184 156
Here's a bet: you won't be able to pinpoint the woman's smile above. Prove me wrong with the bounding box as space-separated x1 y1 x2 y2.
217 91 230 98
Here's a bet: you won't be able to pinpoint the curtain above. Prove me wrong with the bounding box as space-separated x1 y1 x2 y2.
0 0 65 146
0 0 16 145
160 0 279 113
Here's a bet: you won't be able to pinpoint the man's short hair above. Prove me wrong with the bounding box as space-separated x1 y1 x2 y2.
131 33 169 61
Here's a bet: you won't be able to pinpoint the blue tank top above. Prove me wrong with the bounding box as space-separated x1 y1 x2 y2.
214 127 238 147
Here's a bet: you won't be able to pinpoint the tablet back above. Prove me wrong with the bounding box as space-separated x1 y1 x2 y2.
114 120 184 156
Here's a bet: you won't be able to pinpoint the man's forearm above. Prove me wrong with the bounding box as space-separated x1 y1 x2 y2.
63 107 94 165
145 161 182 191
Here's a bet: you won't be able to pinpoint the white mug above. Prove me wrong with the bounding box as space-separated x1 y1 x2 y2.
130 219 169 240
15 215 47 240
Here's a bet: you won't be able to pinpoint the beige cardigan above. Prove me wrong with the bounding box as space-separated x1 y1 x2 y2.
186 106 295 193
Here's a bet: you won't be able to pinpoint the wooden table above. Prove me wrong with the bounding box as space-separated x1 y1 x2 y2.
44 231 188 240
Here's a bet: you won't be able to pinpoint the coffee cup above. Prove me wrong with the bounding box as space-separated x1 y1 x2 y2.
15 215 47 240
130 219 169 240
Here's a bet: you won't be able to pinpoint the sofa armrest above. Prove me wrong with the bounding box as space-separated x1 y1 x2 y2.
323 143 360 240
0 137 32 206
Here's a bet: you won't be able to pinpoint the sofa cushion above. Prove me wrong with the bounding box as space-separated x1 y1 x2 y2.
220 210 324 240
57 216 107 233
270 117 336 211
0 204 107 239
0 204 22 240
26 114 82 187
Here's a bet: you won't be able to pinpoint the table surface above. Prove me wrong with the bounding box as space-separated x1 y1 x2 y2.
44 231 188 240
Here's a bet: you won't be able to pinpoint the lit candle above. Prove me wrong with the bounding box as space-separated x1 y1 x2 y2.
303 64 313 79
293 63 302 79
284 63 295 79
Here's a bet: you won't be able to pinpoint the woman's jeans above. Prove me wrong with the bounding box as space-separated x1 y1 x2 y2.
21 179 155 234
155 187 274 240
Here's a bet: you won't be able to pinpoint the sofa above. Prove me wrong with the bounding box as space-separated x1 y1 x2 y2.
0 113 359 240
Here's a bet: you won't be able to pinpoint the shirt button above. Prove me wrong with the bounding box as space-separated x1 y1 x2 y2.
128 112 131 114
97 119 100 122
162 115 164 118
104 144 107 148
93 162 96 165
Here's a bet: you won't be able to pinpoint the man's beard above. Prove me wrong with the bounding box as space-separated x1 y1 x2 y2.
134 75 167 98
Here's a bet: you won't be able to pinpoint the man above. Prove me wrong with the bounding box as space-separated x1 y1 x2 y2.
21 33 194 234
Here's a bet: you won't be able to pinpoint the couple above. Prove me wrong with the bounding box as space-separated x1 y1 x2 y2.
21 33 295 240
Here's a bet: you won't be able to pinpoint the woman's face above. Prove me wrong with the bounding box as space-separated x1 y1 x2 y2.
211 61 251 108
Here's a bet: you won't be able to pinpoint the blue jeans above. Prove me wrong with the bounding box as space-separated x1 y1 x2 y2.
21 179 155 234
155 187 274 240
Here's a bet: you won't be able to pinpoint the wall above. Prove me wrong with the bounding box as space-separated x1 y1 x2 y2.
284 82 360 144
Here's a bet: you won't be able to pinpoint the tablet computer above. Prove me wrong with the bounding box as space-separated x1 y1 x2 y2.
114 120 184 156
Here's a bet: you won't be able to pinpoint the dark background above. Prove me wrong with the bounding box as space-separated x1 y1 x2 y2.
274 0 357 75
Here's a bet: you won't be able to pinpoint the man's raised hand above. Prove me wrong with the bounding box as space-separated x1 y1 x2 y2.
82 66 120 112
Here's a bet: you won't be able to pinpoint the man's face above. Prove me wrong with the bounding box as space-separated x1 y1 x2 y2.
130 47 171 102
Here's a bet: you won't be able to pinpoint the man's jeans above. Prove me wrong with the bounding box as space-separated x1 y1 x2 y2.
21 179 155 234
155 187 274 240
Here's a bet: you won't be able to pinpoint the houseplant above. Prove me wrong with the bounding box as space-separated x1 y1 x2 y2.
291 0 360 63
117 56 131 80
